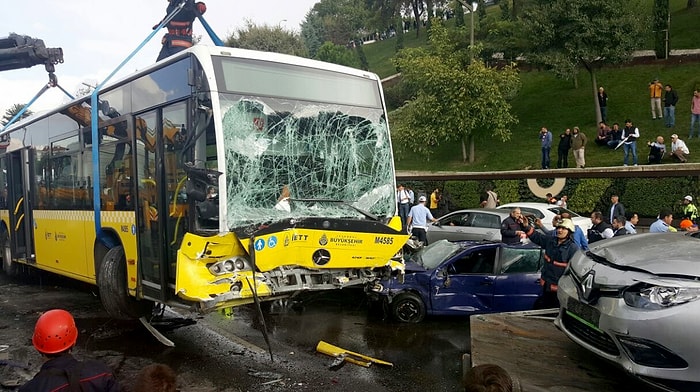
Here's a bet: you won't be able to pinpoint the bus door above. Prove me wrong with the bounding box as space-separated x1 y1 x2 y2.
134 102 188 302
6 148 35 261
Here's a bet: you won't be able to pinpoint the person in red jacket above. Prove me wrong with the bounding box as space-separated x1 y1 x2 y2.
19 309 120 392
155 0 207 61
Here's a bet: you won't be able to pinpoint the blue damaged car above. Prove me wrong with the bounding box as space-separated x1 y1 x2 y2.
367 239 545 323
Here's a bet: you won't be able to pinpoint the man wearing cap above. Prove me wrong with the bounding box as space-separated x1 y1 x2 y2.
407 195 437 245
533 212 589 250
679 218 699 232
670 134 690 163
520 218 579 308
20 309 120 392
682 195 698 222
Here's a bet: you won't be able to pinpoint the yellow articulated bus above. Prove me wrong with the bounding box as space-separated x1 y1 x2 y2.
0 45 408 319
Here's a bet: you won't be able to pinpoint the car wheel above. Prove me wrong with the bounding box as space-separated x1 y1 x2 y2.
391 292 426 323
98 246 153 320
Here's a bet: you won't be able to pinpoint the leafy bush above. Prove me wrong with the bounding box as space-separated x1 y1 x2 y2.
622 178 687 217
494 179 520 205
444 180 480 210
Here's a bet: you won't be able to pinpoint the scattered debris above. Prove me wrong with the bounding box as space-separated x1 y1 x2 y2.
316 341 393 369
139 317 175 347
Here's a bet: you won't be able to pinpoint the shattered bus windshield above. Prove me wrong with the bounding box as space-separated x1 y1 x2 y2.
213 57 396 231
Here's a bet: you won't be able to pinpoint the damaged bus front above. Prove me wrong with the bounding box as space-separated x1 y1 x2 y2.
175 49 409 312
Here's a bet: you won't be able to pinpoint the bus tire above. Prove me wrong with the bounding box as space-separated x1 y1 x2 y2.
1 229 18 277
98 246 152 320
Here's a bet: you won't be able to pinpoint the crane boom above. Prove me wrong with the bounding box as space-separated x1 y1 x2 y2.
0 33 63 73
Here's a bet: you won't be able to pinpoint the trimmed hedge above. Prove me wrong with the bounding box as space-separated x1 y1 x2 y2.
404 176 700 219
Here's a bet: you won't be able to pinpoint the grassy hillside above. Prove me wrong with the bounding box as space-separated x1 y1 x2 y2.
364 0 700 171
398 63 700 171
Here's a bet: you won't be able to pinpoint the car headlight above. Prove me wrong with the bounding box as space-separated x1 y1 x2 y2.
624 283 700 309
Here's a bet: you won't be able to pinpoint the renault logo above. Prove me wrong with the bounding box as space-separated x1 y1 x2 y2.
581 270 596 302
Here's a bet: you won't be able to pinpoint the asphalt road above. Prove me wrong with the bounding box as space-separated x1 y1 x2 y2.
0 271 469 392
0 270 664 392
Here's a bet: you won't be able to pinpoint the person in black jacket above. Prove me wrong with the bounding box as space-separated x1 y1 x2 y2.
521 218 579 309
557 128 572 168
663 84 679 128
612 216 628 236
588 211 614 244
19 309 120 392
500 208 526 245
608 195 626 224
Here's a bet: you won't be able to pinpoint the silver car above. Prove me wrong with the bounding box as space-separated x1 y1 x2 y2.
556 232 700 390
427 209 530 244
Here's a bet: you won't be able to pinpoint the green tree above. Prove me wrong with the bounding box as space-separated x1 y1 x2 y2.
315 42 361 68
301 11 325 57
2 103 33 126
521 0 646 125
225 21 308 57
355 44 370 70
454 1 465 26
652 0 670 59
390 20 519 163
300 0 370 50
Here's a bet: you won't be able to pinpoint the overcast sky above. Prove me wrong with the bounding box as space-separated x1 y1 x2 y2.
1 0 318 116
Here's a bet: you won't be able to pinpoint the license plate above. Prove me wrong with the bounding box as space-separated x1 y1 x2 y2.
566 298 601 329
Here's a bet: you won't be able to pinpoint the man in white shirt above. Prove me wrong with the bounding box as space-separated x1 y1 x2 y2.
625 213 639 234
407 196 438 244
670 134 690 162
397 184 411 230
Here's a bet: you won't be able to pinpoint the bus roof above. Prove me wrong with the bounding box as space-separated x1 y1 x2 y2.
4 45 382 132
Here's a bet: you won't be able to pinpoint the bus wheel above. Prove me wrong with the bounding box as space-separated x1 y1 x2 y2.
1 230 18 277
98 246 153 320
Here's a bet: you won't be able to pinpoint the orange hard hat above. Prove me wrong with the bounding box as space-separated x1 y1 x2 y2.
32 309 78 354
680 219 694 230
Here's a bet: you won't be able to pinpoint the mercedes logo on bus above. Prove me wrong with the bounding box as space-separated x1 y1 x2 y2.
312 249 331 266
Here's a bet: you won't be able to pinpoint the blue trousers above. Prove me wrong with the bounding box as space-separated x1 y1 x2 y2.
623 142 638 165
541 147 551 169
664 106 676 127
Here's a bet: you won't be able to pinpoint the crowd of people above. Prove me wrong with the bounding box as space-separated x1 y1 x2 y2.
540 81 697 169
497 192 698 310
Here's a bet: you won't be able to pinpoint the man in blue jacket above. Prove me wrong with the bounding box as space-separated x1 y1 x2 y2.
540 127 553 169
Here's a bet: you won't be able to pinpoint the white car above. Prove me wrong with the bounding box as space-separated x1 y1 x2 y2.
497 202 592 234
556 232 700 390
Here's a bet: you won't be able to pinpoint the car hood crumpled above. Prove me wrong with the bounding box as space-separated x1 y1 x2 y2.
587 232 700 276
404 260 428 273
